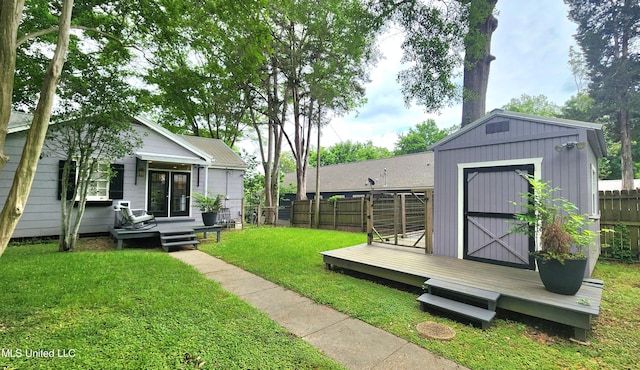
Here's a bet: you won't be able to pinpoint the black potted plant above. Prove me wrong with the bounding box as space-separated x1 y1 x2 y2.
510 175 597 295
193 192 223 226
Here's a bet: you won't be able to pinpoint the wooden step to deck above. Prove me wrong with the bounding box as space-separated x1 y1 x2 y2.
160 231 199 252
418 278 502 329
417 293 496 329
425 278 501 311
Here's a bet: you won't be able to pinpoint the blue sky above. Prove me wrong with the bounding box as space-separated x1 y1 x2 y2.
322 0 580 150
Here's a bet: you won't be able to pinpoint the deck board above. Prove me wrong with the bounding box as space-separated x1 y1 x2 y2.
321 243 602 338
109 222 222 250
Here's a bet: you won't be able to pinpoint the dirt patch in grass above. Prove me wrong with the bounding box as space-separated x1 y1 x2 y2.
76 236 118 252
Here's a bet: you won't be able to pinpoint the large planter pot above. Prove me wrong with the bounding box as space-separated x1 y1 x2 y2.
535 257 587 295
201 212 218 226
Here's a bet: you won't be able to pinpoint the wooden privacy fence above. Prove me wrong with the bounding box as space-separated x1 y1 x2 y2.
290 197 367 232
290 189 433 252
599 190 640 260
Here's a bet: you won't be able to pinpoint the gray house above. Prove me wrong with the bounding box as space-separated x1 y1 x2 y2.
2 113 246 239
430 109 607 276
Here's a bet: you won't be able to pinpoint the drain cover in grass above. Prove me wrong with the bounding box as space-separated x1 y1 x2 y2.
416 321 456 340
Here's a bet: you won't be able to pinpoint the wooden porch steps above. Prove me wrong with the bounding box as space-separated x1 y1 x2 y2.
417 278 501 330
160 231 199 252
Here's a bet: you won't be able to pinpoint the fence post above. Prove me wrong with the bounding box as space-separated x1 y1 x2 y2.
425 189 433 254
361 197 365 232
367 193 373 245
393 193 399 245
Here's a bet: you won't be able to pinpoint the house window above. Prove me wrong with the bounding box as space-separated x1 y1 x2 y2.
87 162 111 201
57 161 124 201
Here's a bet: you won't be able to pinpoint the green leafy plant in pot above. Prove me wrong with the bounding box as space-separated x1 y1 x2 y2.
193 192 223 226
510 175 596 295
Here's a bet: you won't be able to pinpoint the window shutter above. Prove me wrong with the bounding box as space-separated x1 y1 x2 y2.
57 160 76 200
109 164 125 200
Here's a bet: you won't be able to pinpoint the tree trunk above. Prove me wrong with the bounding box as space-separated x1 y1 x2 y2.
0 0 26 173
461 0 498 126
619 108 634 191
0 0 74 257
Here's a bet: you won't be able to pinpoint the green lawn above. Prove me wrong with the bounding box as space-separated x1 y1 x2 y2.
0 243 344 370
200 227 640 370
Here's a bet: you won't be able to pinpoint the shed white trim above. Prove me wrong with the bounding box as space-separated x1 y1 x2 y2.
457 157 543 259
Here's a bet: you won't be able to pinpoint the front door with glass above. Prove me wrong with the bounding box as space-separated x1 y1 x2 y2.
148 169 191 217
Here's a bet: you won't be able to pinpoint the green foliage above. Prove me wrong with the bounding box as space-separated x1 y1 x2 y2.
565 0 640 188
192 192 223 213
390 1 466 111
510 175 596 263
394 120 455 155
309 140 392 166
502 94 561 117
202 228 640 369
0 244 342 369
141 0 270 147
602 224 635 263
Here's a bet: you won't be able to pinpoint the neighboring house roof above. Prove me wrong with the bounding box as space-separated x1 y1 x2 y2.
430 109 608 157
181 135 247 170
283 151 434 194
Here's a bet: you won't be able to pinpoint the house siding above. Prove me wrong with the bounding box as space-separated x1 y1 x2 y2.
3 118 245 239
433 114 601 276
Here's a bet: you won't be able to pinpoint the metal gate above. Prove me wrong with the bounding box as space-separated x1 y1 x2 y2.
463 165 535 269
369 190 431 250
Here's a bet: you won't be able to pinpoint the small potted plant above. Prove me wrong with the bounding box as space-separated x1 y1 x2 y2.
510 175 596 295
193 192 223 226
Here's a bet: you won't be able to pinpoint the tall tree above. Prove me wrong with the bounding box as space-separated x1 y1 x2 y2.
377 0 498 125
566 0 640 190
0 0 74 258
460 0 498 125
269 0 378 201
46 64 142 252
141 0 269 148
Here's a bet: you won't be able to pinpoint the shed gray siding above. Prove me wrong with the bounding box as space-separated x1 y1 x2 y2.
432 111 603 276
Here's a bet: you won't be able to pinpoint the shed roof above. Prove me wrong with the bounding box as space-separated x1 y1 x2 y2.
430 109 607 157
283 151 434 194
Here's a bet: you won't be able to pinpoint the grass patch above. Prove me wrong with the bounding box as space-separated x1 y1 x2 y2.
0 243 343 369
201 227 640 370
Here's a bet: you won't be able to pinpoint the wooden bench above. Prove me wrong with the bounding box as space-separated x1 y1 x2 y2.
418 278 502 330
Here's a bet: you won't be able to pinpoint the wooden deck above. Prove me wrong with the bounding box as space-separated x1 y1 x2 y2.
321 243 603 340
109 221 222 251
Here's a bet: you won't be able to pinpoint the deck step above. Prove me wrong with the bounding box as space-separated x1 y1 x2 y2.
160 231 199 252
161 233 197 241
417 293 496 329
425 278 501 311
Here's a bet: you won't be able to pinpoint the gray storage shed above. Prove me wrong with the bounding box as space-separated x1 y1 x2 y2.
430 109 607 277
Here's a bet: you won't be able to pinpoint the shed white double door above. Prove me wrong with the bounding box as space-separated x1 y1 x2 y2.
463 164 535 269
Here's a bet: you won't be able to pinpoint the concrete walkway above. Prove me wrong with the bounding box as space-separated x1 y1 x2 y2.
171 250 467 370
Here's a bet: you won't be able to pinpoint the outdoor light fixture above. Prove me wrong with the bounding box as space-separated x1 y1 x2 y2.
554 141 586 152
